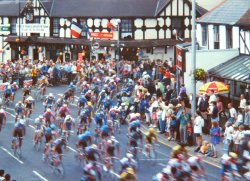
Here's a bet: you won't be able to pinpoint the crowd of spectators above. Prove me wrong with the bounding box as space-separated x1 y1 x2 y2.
0 169 15 181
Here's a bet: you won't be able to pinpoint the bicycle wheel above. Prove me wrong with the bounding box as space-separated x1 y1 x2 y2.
35 140 42 152
16 147 22 159
57 162 65 178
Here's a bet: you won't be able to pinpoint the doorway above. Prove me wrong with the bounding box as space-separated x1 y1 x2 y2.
33 48 38 60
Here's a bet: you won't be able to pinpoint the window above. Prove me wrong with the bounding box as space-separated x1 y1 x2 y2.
201 25 207 46
172 17 184 38
53 18 59 37
80 19 87 38
33 17 40 24
214 25 219 49
11 18 17 35
121 19 133 39
226 27 232 48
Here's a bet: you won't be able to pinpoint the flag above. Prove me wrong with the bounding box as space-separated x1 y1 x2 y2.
71 22 83 38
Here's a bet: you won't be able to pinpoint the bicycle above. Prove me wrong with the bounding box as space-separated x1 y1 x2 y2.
34 88 44 101
74 148 86 170
34 133 43 152
113 120 121 135
49 154 66 179
12 137 23 159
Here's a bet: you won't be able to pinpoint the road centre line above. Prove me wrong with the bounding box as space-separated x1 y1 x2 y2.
0 146 24 164
33 171 49 181
67 146 77 153
157 163 166 167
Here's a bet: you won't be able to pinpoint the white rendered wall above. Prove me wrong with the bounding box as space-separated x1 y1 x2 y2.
219 25 226 49
232 26 240 49
208 25 214 50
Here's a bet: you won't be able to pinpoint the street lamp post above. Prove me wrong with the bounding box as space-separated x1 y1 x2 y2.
116 19 121 75
191 0 196 117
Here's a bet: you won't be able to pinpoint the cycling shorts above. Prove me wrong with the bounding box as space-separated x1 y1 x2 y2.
13 128 23 138
54 145 62 154
107 145 115 156
45 134 52 143
5 93 11 99
25 103 32 109
78 140 87 148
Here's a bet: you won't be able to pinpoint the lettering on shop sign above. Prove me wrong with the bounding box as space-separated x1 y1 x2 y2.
16 24 49 34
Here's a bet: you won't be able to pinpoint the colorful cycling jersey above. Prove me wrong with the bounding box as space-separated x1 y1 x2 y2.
46 97 55 105
109 112 117 120
11 85 18 93
78 131 91 141
84 106 92 116
82 88 89 94
56 100 63 109
94 113 106 123
53 138 66 146
15 104 24 113
103 98 112 107
78 96 87 106
5 88 12 94
68 84 76 91
34 118 44 130
64 118 75 130
85 146 98 155
129 120 141 128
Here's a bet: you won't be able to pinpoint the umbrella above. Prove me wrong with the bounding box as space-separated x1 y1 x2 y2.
199 81 229 94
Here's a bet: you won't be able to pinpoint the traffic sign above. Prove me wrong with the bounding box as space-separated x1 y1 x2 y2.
0 25 10 32
92 42 100 50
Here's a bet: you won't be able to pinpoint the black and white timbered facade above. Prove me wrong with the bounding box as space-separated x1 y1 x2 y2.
0 0 206 62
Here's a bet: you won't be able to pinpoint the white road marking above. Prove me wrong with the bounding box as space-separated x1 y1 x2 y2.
157 163 166 167
67 146 77 153
0 146 24 164
29 125 35 129
33 170 49 181
110 170 120 178
140 158 169 161
155 150 170 158
5 110 15 118
5 107 15 111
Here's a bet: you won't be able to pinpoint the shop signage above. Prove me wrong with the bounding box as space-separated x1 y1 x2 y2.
90 32 113 39
0 25 10 31
16 24 49 34
176 46 186 72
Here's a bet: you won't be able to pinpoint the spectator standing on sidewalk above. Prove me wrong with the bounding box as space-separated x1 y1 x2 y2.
197 94 209 113
226 103 237 124
232 125 245 156
223 122 234 153
193 110 204 152
208 101 219 122
239 94 247 110
210 121 220 158
179 107 190 145
243 106 250 130
235 109 243 126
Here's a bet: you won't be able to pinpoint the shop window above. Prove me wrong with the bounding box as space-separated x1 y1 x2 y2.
201 24 207 46
121 19 133 39
226 27 232 49
214 25 220 49
53 18 59 37
11 18 17 35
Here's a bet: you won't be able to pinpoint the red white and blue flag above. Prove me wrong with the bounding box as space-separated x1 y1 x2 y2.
71 22 83 38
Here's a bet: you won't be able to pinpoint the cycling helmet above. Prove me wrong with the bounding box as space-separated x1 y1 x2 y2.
87 102 92 106
107 140 112 144
19 119 26 125
229 152 238 159
27 96 34 101
39 115 43 119
65 115 71 120
49 93 53 97
50 124 57 130
135 113 140 118
107 120 112 125
0 109 4 113
110 136 116 141
84 131 91 137
126 153 133 159
47 108 51 112
92 144 97 149
126 167 135 175
63 104 67 107
149 128 155 134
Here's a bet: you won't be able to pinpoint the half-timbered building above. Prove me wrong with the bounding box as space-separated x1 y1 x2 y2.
0 0 206 62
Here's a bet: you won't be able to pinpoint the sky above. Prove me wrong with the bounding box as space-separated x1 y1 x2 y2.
196 0 224 10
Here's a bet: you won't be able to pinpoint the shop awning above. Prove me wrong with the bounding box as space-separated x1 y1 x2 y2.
208 55 250 84
4 36 189 48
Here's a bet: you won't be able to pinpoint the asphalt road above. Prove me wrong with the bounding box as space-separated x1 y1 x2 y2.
0 85 221 181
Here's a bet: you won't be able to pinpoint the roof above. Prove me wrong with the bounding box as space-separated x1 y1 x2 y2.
4 35 190 48
0 0 26 16
0 0 207 18
236 9 250 27
197 0 250 25
208 55 250 83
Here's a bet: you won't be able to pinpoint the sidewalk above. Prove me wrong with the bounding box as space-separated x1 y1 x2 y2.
141 124 224 168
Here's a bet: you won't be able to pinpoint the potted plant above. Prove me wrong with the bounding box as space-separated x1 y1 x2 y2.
193 68 206 81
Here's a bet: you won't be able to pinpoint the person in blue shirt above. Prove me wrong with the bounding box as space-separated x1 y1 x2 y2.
44 93 55 112
14 101 24 123
94 111 106 127
128 119 141 135
76 131 92 150
103 97 112 111
55 98 63 113
100 121 113 139
84 144 101 162
97 90 106 109
4 85 12 101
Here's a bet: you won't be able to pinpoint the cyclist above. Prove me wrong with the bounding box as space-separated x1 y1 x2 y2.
3 85 13 105
106 136 120 158
14 101 25 123
63 89 73 104
97 90 106 109
100 120 114 140
11 82 19 101
84 144 102 163
119 167 137 181
55 97 63 114
58 104 70 119
33 115 45 145
52 136 67 161
144 128 158 157
187 155 206 179
82 162 102 181
77 95 87 116
128 119 141 135
220 152 241 180
37 76 48 97
0 109 6 132
120 153 137 173
22 85 31 103
43 93 55 112
128 127 143 149
94 110 106 128
43 108 55 125
76 131 92 150
24 96 35 119
62 115 75 139
152 167 171 181
12 119 26 148
68 82 76 103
